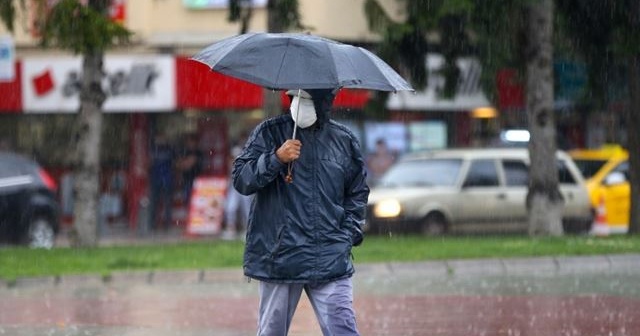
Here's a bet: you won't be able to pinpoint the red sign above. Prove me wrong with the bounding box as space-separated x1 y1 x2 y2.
176 57 263 110
176 56 370 110
109 0 126 23
186 176 227 235
32 68 55 96
0 61 21 112
497 68 524 110
127 114 150 229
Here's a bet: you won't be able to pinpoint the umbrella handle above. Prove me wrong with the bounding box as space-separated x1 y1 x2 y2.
285 163 294 183
291 89 301 140
285 89 302 184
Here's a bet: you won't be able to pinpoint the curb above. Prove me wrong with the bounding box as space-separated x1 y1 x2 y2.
357 253 640 278
3 254 639 289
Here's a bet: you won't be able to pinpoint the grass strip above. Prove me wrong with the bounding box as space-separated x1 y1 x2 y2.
1 235 639 280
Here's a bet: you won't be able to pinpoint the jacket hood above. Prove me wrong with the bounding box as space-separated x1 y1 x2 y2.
288 88 336 126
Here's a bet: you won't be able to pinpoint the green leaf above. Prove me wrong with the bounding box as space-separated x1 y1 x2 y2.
0 0 17 32
39 0 131 54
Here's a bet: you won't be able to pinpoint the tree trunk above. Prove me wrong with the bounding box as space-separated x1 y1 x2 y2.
627 55 640 234
71 52 106 247
524 0 564 236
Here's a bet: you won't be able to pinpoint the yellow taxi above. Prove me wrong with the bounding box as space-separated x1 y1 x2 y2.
569 144 629 234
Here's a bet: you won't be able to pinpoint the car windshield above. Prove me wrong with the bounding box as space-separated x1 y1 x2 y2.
572 159 608 178
378 158 463 188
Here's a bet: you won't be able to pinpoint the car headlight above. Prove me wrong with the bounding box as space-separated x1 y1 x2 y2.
373 199 402 218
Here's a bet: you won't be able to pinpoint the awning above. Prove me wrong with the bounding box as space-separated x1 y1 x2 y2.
176 56 370 110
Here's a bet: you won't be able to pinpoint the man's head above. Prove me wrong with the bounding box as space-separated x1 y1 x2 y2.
286 89 316 128
286 88 337 127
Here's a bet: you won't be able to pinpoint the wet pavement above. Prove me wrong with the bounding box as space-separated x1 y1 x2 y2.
1 254 639 335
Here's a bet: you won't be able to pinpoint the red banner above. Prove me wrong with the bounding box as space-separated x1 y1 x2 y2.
0 62 21 112
177 56 370 110
127 114 150 229
497 68 524 110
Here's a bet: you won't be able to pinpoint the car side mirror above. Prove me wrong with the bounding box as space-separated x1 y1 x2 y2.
604 171 626 186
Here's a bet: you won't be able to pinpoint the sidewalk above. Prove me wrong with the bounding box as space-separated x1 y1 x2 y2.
56 220 215 247
13 226 636 335
6 229 640 336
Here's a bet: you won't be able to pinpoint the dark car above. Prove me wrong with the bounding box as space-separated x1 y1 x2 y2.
0 152 60 248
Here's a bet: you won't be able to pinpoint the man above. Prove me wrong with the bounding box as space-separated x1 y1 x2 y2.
222 144 253 241
366 138 396 186
232 88 369 336
149 133 174 231
176 133 203 205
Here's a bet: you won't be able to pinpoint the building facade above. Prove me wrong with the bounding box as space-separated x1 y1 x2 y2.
1 0 524 229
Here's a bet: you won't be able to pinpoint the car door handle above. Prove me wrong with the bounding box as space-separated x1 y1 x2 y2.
497 193 506 200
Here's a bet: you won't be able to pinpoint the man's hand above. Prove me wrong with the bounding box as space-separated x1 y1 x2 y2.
276 139 301 163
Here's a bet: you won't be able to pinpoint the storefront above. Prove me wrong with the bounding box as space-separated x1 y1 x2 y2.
3 52 502 230
0 54 373 229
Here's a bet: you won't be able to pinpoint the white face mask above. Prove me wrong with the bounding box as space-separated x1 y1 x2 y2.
290 95 317 128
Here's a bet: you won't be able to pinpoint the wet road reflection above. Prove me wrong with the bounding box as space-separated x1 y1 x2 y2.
0 262 638 336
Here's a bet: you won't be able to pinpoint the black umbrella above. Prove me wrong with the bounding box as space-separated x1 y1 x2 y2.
191 32 414 92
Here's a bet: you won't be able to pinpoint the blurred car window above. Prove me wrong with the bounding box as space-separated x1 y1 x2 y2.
379 158 462 187
463 159 499 187
558 160 577 184
612 161 629 180
502 160 529 186
573 159 608 179
0 159 24 178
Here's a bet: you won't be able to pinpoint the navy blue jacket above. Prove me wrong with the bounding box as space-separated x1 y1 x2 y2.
232 89 369 283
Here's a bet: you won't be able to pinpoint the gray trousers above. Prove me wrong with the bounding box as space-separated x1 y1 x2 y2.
257 278 360 336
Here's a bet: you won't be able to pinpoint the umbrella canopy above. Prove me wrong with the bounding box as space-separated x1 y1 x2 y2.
191 32 414 92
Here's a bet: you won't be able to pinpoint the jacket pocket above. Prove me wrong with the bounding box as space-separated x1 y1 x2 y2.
269 224 287 259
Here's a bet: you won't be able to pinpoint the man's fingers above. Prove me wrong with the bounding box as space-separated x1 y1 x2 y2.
277 140 302 163
287 140 301 159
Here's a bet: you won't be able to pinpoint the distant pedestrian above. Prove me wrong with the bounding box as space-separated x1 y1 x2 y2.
221 145 253 241
233 88 369 335
149 133 175 231
366 138 396 186
177 133 203 206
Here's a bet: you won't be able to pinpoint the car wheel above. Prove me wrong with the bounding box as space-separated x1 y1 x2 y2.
420 213 447 236
27 217 56 249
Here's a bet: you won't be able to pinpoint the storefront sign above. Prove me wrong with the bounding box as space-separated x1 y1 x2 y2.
177 57 370 110
0 36 15 82
186 176 227 235
364 122 407 153
387 54 490 111
22 55 176 113
409 121 447 151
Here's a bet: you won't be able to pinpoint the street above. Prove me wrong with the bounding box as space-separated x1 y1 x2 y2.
1 255 639 335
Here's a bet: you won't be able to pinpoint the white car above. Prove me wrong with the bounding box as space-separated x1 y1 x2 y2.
366 148 593 235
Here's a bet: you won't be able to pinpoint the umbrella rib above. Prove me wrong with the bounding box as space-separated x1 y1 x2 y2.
323 41 340 89
274 39 291 88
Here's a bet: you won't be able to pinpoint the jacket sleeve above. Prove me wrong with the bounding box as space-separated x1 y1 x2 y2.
343 138 370 246
232 122 286 195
